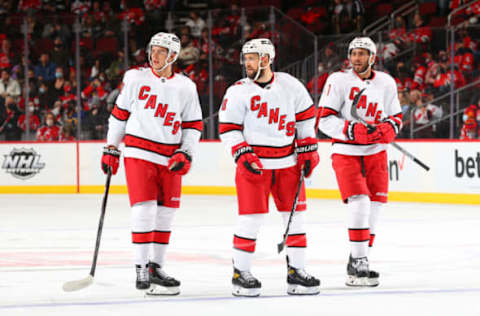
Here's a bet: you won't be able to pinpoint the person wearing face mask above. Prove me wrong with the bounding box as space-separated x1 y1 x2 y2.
460 105 479 140
0 96 22 140
38 83 56 110
18 102 41 134
36 112 60 141
51 37 69 69
306 62 329 95
394 62 413 92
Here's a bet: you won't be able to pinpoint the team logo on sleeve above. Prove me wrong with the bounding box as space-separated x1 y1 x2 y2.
2 148 45 180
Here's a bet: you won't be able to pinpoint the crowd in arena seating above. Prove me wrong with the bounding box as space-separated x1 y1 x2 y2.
0 0 479 141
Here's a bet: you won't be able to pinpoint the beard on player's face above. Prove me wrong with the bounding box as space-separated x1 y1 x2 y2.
246 67 263 80
353 62 369 74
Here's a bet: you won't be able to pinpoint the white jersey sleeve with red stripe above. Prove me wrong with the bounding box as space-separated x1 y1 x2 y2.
318 69 402 156
106 67 203 166
219 72 315 169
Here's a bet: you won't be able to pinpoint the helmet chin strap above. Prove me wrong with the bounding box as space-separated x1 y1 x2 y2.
151 50 173 75
253 53 268 81
351 53 375 76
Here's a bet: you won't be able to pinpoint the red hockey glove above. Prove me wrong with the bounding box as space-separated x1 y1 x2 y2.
376 116 402 143
295 137 319 178
343 120 381 144
101 146 121 175
232 142 263 176
168 149 192 175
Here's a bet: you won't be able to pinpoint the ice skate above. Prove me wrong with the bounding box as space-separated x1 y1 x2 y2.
146 262 180 295
346 255 379 287
286 265 320 295
135 264 150 290
232 268 261 297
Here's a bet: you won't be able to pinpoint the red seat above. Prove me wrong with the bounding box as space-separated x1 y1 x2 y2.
429 16 447 27
95 36 118 54
376 3 393 17
286 7 304 20
12 38 24 54
33 38 54 56
71 37 94 53
419 2 437 16
60 12 77 25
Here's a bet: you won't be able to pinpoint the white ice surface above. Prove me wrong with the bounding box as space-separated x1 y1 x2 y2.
0 194 479 316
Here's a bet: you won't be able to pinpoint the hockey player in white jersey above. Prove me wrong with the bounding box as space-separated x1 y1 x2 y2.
101 32 203 295
219 38 320 297
317 37 403 287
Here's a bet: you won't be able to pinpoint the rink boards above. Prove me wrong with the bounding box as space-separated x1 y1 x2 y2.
0 140 479 204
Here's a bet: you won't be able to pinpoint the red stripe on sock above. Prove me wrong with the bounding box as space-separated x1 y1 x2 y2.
132 231 154 243
153 231 171 244
233 235 256 253
286 233 307 247
348 228 370 242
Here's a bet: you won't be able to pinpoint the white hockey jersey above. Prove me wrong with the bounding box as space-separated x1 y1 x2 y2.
107 66 203 165
318 69 402 156
219 72 316 169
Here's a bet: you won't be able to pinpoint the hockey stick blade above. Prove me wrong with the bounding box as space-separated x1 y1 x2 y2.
277 169 305 253
63 170 112 292
62 275 94 292
350 88 430 172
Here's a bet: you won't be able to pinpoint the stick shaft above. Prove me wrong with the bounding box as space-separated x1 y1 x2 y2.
351 89 430 171
278 169 305 253
89 170 112 277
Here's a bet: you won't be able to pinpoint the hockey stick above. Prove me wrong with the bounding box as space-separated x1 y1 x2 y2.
350 88 430 171
63 169 112 292
277 168 305 253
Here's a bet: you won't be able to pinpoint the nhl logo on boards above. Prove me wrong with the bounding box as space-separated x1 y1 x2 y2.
2 148 45 180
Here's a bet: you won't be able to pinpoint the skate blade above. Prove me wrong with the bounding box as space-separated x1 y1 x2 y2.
367 277 379 287
345 275 370 287
287 284 320 295
232 285 260 297
146 284 180 296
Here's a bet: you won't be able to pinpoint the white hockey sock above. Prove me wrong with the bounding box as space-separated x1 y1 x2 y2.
233 214 265 271
281 212 307 269
131 200 156 266
347 195 371 258
151 206 176 266
369 201 383 252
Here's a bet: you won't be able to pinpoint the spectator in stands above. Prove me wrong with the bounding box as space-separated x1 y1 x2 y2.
34 53 56 83
0 39 15 69
460 104 479 139
322 42 342 71
185 12 206 38
37 111 60 141
26 68 40 96
343 0 365 33
306 61 329 95
408 12 432 48
38 82 57 111
177 34 200 68
433 51 466 95
0 96 21 140
51 100 63 123
43 18 71 43
84 96 107 140
50 37 69 69
395 61 413 92
132 49 146 66
106 50 124 80
60 122 76 141
0 69 21 100
18 100 40 134
329 0 344 34
413 89 443 138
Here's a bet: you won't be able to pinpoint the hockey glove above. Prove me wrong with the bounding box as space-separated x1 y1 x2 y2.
168 149 192 175
295 137 319 178
343 120 381 144
101 146 121 175
232 141 263 176
376 116 402 144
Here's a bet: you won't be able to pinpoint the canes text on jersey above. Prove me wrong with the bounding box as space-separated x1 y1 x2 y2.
250 95 295 136
349 87 382 123
139 86 181 134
